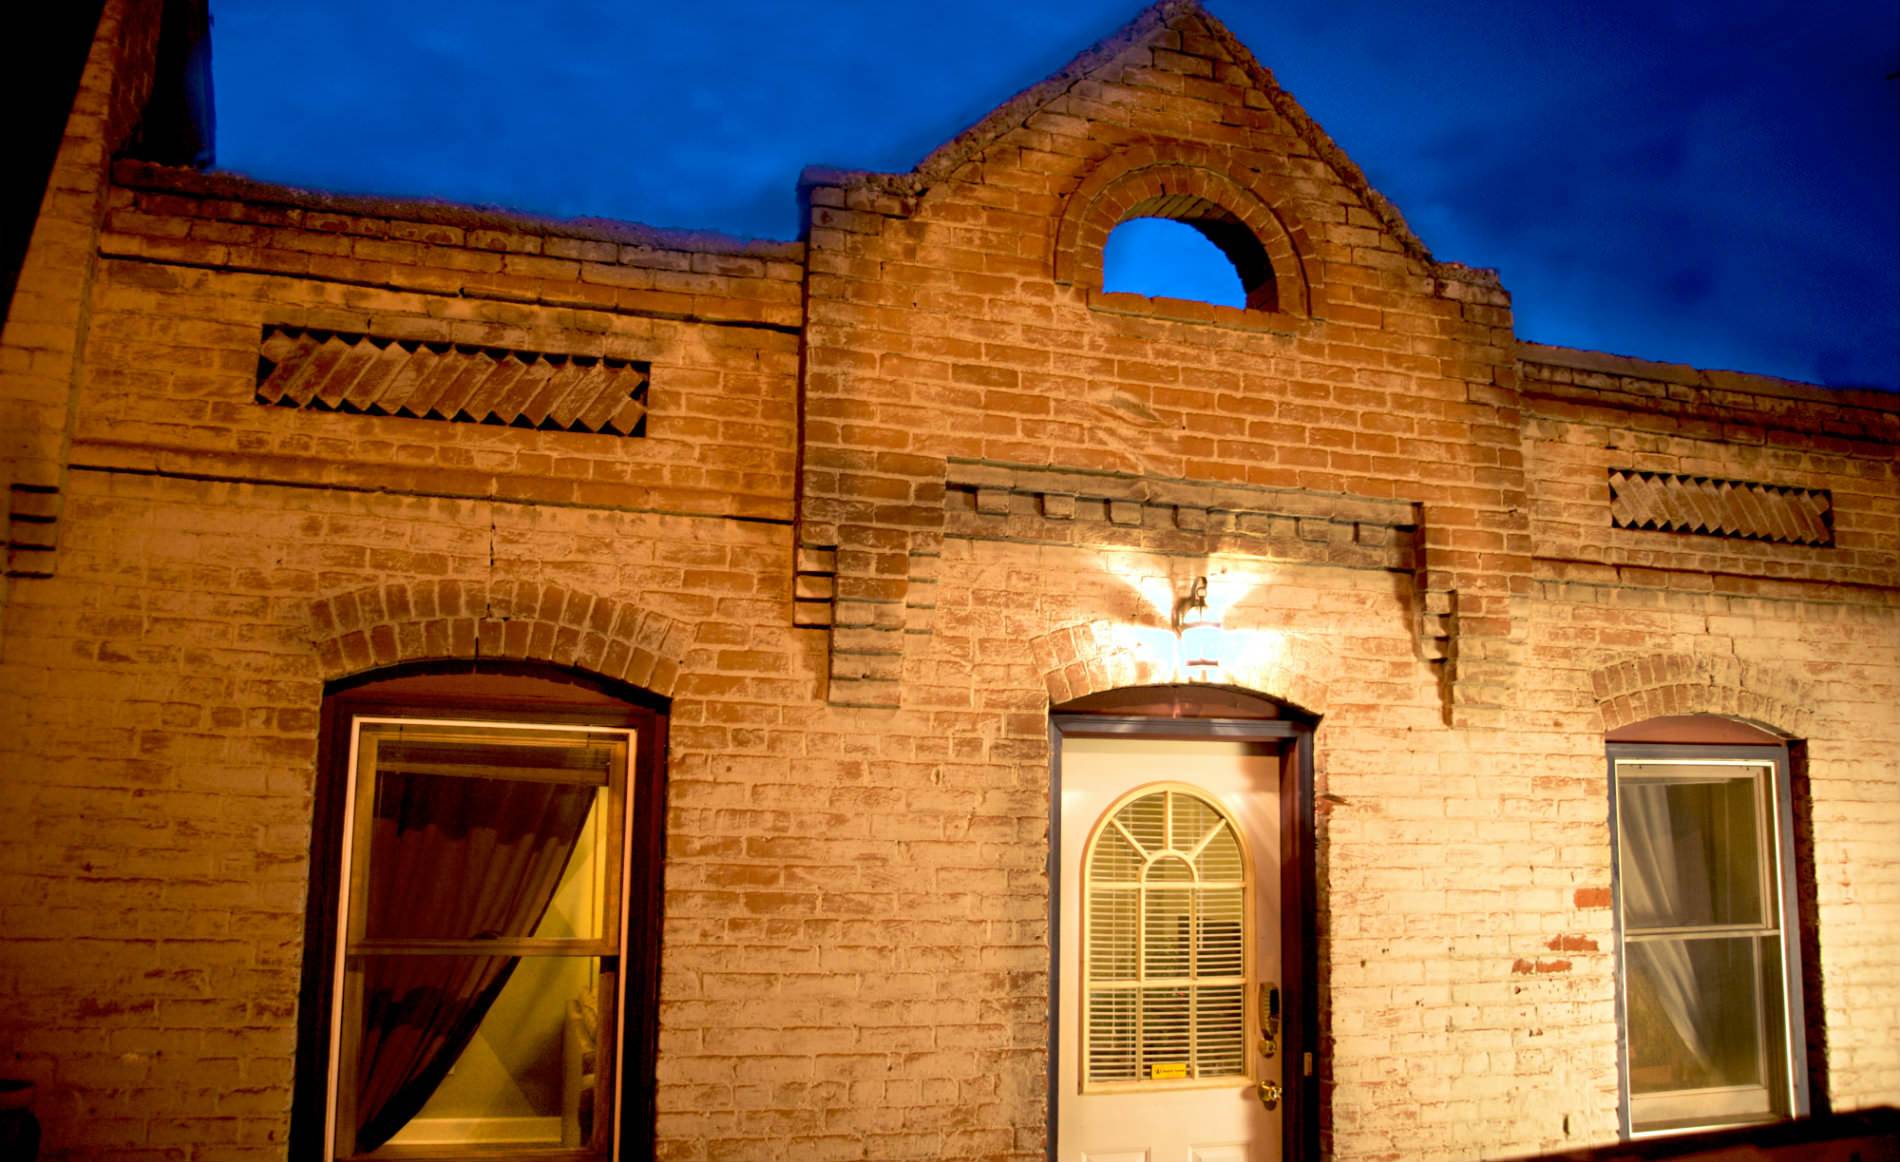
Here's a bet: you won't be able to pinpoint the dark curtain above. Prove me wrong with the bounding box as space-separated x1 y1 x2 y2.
353 771 594 1153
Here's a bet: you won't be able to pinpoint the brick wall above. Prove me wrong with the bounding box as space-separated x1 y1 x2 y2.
84 162 803 524
0 0 165 585
0 2 1894 1160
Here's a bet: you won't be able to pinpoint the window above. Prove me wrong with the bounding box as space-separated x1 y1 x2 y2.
292 667 665 1162
1102 218 1249 309
1609 724 1809 1136
1082 784 1251 1087
1099 194 1278 312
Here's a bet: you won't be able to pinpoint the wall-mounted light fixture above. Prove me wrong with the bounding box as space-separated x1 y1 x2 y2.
1174 576 1222 670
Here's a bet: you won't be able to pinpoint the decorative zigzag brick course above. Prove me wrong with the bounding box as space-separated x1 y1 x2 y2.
256 325 649 435
1608 468 1832 546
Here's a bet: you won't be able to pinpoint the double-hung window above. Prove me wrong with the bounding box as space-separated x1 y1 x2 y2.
292 669 665 1162
1608 734 1809 1136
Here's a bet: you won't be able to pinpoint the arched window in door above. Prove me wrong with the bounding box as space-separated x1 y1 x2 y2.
1082 784 1251 1087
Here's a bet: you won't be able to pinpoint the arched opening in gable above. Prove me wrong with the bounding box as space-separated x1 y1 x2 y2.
1101 195 1278 313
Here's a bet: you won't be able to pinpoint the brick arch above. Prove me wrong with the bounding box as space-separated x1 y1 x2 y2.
1591 653 1816 738
307 578 687 697
1030 620 1329 718
1052 140 1317 318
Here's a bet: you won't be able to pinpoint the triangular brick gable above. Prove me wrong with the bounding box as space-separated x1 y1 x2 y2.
811 0 1439 271
795 0 1526 713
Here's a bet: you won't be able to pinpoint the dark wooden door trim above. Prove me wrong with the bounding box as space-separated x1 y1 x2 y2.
1047 709 1319 1162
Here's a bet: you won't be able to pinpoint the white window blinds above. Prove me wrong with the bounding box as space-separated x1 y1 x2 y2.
1083 787 1249 1085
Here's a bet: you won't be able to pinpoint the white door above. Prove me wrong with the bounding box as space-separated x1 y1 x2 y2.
1057 735 1282 1162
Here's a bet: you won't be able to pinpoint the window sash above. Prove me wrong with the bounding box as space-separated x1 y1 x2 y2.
346 723 629 948
347 938 615 957
1608 745 1807 1138
327 716 637 1161
1624 925 1776 941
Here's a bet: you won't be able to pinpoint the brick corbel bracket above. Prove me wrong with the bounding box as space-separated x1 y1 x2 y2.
307 578 687 696
1416 582 1457 723
1051 139 1319 321
1591 653 1816 739
945 458 1418 571
954 458 1407 713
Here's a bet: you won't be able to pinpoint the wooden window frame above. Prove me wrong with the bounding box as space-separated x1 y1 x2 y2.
1607 740 1811 1139
290 663 668 1162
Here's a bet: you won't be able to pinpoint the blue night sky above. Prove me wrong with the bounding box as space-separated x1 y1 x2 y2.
209 1 1898 390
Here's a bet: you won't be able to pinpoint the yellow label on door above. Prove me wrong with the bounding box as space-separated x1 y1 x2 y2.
1149 1062 1188 1080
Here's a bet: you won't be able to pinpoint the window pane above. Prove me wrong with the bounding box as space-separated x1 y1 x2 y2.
529 796 610 941
1087 987 1139 1082
359 724 620 943
1090 826 1142 882
1088 889 1137 981
1143 887 1193 978
1120 793 1166 853
1627 935 1790 1131
1195 826 1243 882
375 734 618 785
1617 764 1767 930
1626 936 1769 1095
1194 983 1247 1077
367 955 613 1153
1196 888 1245 978
1139 987 1192 1077
1172 793 1223 855
364 773 605 941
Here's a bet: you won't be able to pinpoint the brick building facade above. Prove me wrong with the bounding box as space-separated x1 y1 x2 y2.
1 2 1895 1160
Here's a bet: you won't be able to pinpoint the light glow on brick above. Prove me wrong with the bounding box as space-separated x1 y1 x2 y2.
1092 565 1285 685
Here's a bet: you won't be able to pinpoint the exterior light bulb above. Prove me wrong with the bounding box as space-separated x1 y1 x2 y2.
1176 576 1222 670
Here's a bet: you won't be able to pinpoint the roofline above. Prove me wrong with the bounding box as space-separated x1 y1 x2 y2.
1520 340 1900 413
799 0 1445 273
113 159 807 261
908 0 1191 184
1187 1 1435 268
798 1 1186 203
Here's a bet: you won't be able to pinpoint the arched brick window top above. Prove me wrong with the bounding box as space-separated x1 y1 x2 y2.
1054 149 1315 324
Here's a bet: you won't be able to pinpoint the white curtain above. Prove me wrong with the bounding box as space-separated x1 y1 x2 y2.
1621 781 1713 1073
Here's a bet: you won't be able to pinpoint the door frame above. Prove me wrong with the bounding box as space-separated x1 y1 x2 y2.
1049 710 1318 1162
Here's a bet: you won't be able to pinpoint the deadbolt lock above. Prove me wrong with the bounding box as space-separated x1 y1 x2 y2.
1256 1079 1282 1110
1258 981 1280 1058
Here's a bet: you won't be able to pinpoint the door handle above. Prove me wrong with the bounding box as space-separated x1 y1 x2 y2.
1258 981 1279 1058
1257 980 1282 1112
